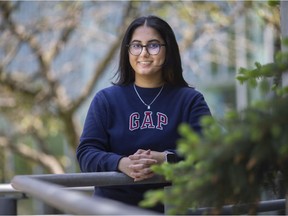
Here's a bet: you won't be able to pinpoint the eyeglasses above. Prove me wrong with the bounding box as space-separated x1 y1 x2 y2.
127 43 166 56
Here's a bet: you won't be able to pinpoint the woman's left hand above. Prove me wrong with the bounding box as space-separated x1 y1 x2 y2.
128 149 166 181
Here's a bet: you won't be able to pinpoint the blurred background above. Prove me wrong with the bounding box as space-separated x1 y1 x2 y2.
0 1 280 213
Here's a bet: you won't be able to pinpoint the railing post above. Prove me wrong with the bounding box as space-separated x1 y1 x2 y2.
0 197 17 215
164 186 173 214
286 193 288 215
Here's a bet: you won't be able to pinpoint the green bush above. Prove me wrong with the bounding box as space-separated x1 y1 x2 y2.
141 39 288 214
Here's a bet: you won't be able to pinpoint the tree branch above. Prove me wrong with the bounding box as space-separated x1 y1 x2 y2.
70 1 137 112
0 136 65 174
48 3 81 62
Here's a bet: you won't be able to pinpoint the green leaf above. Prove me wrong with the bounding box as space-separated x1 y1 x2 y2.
268 0 279 6
255 62 262 70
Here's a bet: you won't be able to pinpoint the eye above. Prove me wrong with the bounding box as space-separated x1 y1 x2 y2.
130 44 142 49
148 43 160 49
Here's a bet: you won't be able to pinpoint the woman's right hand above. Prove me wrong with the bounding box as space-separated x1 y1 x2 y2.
118 149 158 181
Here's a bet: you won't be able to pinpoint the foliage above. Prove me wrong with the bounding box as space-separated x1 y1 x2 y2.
0 1 275 179
141 38 288 214
268 0 280 7
0 1 135 177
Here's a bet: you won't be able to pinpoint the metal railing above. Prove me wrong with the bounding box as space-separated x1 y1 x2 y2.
187 199 286 215
0 172 287 215
12 171 166 187
8 172 166 215
11 174 163 215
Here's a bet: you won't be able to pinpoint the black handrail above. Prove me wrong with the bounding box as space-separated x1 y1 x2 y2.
11 174 162 215
3 172 286 215
187 199 286 215
13 171 167 187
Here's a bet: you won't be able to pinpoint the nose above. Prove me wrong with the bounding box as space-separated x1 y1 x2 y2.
140 46 150 57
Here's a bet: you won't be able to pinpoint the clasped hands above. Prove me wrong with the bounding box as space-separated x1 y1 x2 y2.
118 149 166 182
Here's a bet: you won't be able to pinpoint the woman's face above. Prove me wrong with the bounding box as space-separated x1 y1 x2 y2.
128 25 166 84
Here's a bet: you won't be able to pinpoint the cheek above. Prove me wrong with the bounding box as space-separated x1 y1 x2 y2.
128 56 135 70
157 54 166 65
159 50 166 62
129 55 136 65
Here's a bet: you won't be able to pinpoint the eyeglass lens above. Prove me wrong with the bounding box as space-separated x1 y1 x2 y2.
128 44 162 56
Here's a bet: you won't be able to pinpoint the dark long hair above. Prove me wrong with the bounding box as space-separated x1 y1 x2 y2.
114 15 188 87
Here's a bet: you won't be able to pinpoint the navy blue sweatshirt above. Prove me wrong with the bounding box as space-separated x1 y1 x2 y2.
76 83 211 212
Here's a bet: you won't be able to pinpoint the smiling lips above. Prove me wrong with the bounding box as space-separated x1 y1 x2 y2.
138 61 152 66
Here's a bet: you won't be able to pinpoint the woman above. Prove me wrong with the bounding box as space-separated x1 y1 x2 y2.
76 15 211 213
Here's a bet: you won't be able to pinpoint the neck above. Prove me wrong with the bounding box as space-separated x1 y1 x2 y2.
134 78 164 88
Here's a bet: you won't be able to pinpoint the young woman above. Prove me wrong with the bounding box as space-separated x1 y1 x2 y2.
76 15 211 213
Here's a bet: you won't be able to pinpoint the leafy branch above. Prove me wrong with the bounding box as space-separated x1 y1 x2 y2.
141 39 288 214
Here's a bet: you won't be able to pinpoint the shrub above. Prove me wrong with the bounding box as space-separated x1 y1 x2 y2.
141 39 288 214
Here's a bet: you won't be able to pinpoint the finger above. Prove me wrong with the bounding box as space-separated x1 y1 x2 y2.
134 149 151 155
128 154 141 160
129 159 157 167
130 168 153 178
134 173 155 182
144 149 151 155
129 164 150 173
129 154 154 161
134 149 146 154
129 153 156 161
129 165 154 177
129 163 147 172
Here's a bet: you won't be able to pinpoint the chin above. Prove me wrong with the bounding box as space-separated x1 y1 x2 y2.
138 69 160 74
138 72 157 77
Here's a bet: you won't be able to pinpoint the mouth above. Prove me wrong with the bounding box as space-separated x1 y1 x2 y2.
137 61 152 66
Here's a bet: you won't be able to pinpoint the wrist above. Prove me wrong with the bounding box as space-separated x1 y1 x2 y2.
118 157 130 173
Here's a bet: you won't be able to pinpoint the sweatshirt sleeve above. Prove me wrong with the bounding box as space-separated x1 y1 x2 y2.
76 91 123 172
166 89 211 161
188 91 211 134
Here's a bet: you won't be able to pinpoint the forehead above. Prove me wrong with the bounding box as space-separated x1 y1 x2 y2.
130 25 163 42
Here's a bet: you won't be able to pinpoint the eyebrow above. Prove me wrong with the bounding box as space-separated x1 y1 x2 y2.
130 39 161 44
